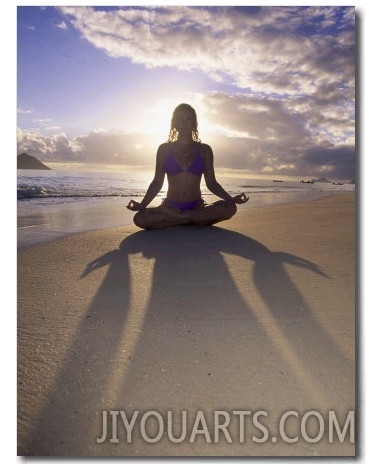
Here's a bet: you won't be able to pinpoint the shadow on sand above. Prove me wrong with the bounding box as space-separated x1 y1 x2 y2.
23 226 354 456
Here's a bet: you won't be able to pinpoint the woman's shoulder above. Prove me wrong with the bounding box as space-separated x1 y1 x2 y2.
198 141 211 148
157 142 173 157
199 142 213 157
158 142 172 150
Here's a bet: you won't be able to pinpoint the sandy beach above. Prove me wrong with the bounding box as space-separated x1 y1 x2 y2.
17 193 356 457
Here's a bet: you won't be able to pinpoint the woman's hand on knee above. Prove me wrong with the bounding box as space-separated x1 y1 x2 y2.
127 199 145 211
232 193 249 204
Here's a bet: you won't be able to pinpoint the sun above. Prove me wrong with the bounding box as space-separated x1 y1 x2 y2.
146 99 176 139
124 97 177 146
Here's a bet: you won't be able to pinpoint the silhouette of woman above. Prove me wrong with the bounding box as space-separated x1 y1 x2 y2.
126 103 249 229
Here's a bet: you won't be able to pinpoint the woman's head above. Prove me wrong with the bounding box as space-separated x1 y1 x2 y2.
167 103 200 142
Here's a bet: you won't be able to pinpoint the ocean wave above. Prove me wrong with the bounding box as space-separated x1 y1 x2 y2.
17 185 146 200
18 186 49 199
238 184 310 190
17 170 354 201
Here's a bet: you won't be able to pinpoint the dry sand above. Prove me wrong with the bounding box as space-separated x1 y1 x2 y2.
17 193 356 457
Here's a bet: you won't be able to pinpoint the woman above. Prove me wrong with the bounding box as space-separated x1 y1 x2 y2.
127 103 249 229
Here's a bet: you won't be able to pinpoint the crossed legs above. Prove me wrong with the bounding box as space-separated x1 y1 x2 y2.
133 200 237 230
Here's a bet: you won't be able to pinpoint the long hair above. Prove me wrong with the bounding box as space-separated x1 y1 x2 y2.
167 103 201 143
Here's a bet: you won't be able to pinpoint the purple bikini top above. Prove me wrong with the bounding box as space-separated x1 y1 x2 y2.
164 151 205 176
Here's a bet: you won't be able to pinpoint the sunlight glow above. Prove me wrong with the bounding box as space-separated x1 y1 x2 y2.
97 252 154 409
226 258 328 405
126 94 220 146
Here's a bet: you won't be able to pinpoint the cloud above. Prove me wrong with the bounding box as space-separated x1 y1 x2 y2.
18 6 355 180
17 129 76 162
198 91 355 179
58 5 354 97
17 128 157 167
302 145 355 180
53 21 68 30
17 89 355 180
17 108 32 114
55 5 355 179
33 118 53 124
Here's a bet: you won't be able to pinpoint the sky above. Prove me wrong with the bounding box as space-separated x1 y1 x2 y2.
17 5 356 180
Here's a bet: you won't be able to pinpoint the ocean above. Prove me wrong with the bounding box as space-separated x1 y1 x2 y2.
17 169 354 248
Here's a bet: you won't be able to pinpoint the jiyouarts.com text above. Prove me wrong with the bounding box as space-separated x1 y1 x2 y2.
96 409 355 445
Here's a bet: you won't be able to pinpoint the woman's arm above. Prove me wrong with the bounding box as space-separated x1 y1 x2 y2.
203 145 234 201
127 145 166 211
203 144 249 204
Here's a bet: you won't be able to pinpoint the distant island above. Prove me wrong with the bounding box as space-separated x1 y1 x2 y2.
17 152 52 170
